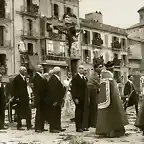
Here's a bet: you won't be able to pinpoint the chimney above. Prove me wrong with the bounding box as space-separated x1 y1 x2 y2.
85 11 103 23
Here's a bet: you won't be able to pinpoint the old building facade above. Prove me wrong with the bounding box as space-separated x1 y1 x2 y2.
1 0 80 81
127 6 144 75
126 6 144 93
0 0 13 76
80 11 129 86
39 0 80 80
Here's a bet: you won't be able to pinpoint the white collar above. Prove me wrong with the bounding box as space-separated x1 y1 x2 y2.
128 80 133 84
54 74 60 80
37 72 43 77
78 73 84 78
20 73 25 80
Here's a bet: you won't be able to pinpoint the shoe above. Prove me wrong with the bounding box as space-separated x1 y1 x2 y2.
82 128 89 131
17 127 24 130
42 129 48 131
50 130 60 133
60 128 66 132
35 130 42 133
76 129 83 132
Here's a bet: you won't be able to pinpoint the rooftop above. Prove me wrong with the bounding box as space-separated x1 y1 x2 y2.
128 36 144 43
138 6 144 12
127 21 144 30
80 18 127 36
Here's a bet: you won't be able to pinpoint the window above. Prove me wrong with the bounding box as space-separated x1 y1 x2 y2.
27 0 32 12
60 42 65 53
28 43 33 55
104 35 108 46
83 50 91 63
0 26 4 46
121 38 126 49
105 52 109 63
46 41 53 54
122 55 127 66
140 14 143 21
66 7 71 14
54 4 59 18
82 30 90 44
112 36 118 42
114 71 121 83
27 19 32 35
114 53 118 59
0 0 5 18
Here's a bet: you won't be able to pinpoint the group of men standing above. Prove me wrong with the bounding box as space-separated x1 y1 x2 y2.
0 57 144 137
3 65 66 133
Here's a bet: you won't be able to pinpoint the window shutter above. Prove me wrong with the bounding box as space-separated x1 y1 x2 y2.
51 3 54 17
105 35 108 46
87 31 90 44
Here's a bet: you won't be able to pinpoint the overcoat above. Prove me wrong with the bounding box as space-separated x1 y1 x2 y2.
13 74 29 119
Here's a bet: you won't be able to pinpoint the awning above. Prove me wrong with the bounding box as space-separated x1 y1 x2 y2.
28 55 40 70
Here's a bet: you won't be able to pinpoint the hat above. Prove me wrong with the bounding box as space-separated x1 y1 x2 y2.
53 67 61 73
93 56 104 68
104 61 114 68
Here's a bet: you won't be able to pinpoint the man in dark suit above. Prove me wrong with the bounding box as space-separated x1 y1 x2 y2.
33 65 47 133
0 74 6 129
71 65 88 132
46 66 65 133
123 75 139 115
13 67 32 130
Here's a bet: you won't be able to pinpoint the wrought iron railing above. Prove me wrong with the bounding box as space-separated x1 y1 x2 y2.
0 8 5 18
42 54 67 61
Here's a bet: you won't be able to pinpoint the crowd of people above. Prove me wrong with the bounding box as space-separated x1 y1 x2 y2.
0 56 144 138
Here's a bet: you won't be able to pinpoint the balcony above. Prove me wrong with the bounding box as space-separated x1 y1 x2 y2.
111 41 121 51
92 38 103 49
20 4 39 18
0 40 11 49
0 8 11 24
21 30 40 40
42 53 68 66
47 32 63 40
71 48 81 59
113 58 121 68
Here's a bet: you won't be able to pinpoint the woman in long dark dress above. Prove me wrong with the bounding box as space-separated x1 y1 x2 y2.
135 98 144 135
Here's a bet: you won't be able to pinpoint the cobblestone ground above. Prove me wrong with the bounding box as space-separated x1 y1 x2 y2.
0 107 143 144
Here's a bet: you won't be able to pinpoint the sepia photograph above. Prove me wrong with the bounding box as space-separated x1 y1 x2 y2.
0 0 144 143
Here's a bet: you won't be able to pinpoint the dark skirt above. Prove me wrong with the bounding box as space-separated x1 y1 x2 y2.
88 85 98 128
135 98 144 129
96 80 128 135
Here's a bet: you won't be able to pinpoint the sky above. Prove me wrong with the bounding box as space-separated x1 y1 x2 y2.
79 0 144 28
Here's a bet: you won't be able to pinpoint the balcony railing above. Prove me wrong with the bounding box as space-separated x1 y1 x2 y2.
113 58 121 67
20 4 39 17
48 32 63 40
27 4 39 13
71 49 81 59
111 41 121 50
92 38 103 47
0 8 5 18
0 40 11 48
21 30 40 40
42 54 68 66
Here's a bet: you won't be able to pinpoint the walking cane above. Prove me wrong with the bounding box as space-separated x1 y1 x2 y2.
6 97 14 123
123 90 134 108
